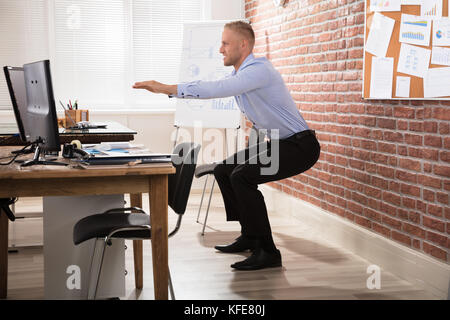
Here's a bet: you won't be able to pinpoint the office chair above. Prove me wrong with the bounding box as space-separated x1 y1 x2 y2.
73 142 200 300
194 163 219 236
194 127 241 236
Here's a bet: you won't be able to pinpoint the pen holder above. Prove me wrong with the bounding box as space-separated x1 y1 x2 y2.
64 110 89 127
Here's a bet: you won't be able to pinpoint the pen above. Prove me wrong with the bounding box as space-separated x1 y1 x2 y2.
69 99 72 110
74 100 78 110
59 100 76 126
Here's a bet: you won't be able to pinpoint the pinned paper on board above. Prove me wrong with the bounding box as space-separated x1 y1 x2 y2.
366 13 396 57
401 0 422 4
370 0 401 12
431 47 450 66
433 18 450 47
395 76 411 97
421 0 443 18
370 57 394 98
399 14 431 47
424 67 450 97
397 43 431 78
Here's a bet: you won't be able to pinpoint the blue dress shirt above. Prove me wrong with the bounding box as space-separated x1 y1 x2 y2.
176 53 309 139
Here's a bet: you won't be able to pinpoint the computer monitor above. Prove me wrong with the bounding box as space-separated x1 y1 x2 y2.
21 60 66 167
3 66 28 142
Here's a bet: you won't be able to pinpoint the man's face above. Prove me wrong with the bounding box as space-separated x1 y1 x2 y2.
220 28 244 67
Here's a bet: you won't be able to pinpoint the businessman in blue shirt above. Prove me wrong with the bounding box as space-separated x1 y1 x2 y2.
133 21 320 271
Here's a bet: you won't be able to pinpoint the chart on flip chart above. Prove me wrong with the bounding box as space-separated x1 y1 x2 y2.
175 21 241 128
364 0 450 100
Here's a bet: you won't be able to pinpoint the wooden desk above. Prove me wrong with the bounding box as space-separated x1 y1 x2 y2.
0 121 136 145
0 147 175 299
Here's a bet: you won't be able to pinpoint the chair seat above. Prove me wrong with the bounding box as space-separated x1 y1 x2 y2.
194 163 219 178
73 213 151 245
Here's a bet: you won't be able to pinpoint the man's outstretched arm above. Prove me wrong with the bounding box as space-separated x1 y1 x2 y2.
133 80 177 95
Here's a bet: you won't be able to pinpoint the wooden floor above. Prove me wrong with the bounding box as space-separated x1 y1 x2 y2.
6 192 440 300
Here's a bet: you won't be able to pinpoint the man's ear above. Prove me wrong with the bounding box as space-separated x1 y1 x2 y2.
241 38 249 50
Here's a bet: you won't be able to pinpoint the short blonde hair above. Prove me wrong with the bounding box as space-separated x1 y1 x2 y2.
224 21 255 50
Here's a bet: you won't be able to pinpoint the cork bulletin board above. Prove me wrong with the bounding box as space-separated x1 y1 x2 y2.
363 0 450 100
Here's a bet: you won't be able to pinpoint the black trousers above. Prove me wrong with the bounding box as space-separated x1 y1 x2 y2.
213 130 321 238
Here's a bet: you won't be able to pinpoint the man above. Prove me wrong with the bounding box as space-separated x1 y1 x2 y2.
133 21 320 271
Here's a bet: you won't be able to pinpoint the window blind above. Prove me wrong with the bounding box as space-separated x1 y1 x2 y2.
131 0 203 107
52 0 127 108
0 0 49 110
0 0 205 111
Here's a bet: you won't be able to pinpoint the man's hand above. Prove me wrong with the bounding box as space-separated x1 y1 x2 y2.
132 80 177 95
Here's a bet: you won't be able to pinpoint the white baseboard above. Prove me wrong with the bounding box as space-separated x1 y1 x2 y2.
260 185 450 300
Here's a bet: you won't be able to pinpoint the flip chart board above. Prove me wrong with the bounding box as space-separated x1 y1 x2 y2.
175 21 241 128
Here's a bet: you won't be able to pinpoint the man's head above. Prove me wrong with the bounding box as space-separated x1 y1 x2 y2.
220 21 255 70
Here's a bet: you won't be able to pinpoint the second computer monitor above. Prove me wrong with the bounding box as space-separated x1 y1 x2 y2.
3 66 28 142
23 60 60 152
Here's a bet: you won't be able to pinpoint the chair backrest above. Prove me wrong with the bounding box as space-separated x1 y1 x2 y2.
168 142 200 215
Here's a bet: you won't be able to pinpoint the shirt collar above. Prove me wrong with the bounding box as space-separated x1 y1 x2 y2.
232 53 255 75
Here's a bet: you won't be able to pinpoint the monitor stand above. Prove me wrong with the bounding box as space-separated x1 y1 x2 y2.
21 143 68 167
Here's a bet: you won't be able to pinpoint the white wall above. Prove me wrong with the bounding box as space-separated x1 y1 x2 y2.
205 0 244 20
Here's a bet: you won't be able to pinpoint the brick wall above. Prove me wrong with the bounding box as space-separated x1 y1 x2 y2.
244 0 449 263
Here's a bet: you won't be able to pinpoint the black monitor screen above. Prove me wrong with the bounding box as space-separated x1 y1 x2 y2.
23 60 60 152
3 66 28 142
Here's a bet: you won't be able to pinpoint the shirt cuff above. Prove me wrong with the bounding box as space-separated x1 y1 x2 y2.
177 83 187 99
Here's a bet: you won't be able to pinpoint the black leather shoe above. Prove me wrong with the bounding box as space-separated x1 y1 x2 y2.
214 235 257 253
231 248 282 271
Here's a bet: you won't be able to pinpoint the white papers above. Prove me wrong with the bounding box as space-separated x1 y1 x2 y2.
424 67 450 97
431 47 450 66
366 13 396 57
421 0 442 18
399 14 431 47
401 0 422 4
397 43 431 78
433 18 450 47
395 76 411 97
370 57 394 98
370 0 401 12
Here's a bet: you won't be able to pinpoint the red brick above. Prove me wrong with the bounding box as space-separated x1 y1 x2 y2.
433 165 450 178
427 204 443 217
354 215 372 229
419 175 442 189
399 158 421 172
382 215 402 230
424 135 442 148
433 107 450 120
423 242 447 261
391 230 412 246
423 216 446 233
372 222 391 237
394 106 415 119
426 231 448 248
403 223 426 239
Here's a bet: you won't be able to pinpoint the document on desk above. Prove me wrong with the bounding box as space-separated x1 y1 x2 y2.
83 143 148 156
370 57 394 99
